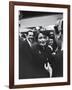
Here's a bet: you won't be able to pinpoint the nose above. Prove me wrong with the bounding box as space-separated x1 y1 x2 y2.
30 36 33 38
41 38 45 42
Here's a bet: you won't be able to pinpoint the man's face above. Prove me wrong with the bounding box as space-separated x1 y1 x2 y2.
38 33 47 46
49 38 53 46
27 31 34 43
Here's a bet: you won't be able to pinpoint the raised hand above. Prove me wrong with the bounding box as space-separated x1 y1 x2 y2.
44 62 52 77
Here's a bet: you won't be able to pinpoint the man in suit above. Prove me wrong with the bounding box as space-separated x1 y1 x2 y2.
52 19 63 77
19 30 35 79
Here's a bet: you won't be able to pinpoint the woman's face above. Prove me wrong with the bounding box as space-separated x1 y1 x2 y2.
38 33 47 46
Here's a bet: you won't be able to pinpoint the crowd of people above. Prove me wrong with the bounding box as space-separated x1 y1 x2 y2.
19 19 63 79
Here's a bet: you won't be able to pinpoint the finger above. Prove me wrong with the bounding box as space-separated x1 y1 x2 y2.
44 63 48 70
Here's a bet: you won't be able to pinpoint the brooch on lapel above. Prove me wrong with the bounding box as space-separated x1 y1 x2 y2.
39 50 41 54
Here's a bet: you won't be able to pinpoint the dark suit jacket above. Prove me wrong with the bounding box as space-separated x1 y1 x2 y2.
52 50 63 77
19 40 36 79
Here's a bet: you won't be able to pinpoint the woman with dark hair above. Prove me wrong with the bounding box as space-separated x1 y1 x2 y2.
32 31 53 78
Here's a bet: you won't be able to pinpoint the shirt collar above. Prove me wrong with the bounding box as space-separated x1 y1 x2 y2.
27 38 32 47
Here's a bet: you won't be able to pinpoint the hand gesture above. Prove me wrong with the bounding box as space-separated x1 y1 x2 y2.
44 62 52 77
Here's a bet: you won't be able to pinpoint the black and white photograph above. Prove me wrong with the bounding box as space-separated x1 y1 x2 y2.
19 11 63 79
9 1 70 88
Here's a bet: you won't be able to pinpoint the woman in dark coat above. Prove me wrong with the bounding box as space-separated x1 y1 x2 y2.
32 31 53 78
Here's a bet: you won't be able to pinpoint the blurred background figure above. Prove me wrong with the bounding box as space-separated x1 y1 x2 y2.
48 30 57 54
19 32 26 47
19 29 37 79
52 19 63 77
54 18 63 50
48 38 54 52
26 30 34 47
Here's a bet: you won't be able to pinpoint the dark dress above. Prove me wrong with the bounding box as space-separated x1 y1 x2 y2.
32 44 53 78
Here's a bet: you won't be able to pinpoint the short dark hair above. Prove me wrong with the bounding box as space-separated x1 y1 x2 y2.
35 31 48 41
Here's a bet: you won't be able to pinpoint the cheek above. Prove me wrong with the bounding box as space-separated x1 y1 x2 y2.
43 39 47 43
44 39 47 42
38 39 41 43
